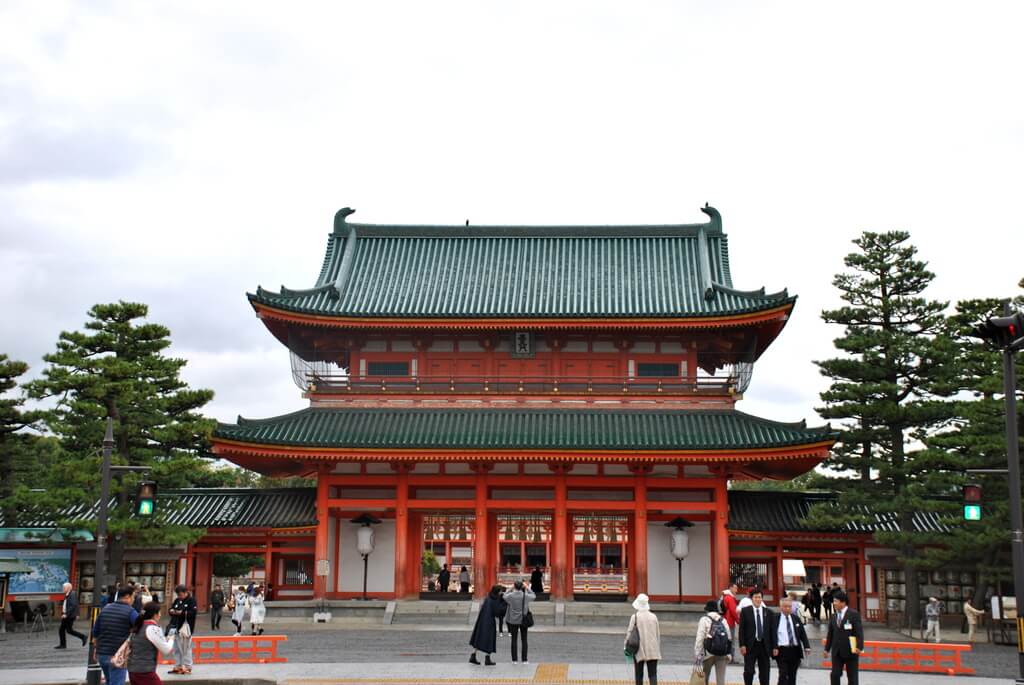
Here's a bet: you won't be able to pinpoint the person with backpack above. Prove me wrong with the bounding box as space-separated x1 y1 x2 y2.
624 593 660 685
93 585 139 685
770 596 811 685
695 599 731 684
503 580 535 664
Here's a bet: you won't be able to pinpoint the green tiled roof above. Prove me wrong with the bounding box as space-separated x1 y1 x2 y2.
727 491 949 534
214 407 834 452
249 206 795 320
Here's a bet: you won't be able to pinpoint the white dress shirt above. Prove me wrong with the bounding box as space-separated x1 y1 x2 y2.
776 611 797 646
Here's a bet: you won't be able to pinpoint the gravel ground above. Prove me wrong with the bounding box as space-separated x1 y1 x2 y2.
0 621 1016 679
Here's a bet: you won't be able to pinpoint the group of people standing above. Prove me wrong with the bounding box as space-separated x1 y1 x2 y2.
468 580 538 665
209 582 268 636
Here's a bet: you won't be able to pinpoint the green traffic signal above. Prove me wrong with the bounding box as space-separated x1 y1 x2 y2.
964 504 982 521
138 499 154 516
135 480 157 516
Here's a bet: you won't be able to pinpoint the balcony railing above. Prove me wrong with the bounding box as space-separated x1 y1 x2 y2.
298 372 738 396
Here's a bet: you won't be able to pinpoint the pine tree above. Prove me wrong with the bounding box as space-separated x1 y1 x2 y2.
26 302 232 571
806 231 957 628
0 355 48 527
925 291 1024 604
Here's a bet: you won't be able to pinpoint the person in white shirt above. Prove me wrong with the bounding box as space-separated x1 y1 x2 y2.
738 589 774 685
770 597 811 685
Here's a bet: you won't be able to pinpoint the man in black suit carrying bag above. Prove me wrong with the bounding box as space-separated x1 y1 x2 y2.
739 588 774 685
770 596 811 685
824 589 864 685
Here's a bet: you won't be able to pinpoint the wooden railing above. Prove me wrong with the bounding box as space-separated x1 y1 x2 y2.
823 641 973 676
159 635 287 664
305 374 737 396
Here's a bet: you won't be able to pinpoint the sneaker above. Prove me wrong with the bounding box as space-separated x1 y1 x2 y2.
512 660 518 665
523 660 530 664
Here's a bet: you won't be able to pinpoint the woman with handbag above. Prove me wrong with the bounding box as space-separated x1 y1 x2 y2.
503 580 536 664
126 602 175 685
624 594 660 685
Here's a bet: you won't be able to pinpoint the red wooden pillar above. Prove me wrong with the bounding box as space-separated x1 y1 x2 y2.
264 533 273 592
313 466 330 600
394 463 411 598
713 479 731 595
551 463 570 600
472 464 492 599
632 464 650 598
774 544 785 601
194 553 211 611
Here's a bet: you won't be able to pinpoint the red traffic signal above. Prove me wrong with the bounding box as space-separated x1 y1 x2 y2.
963 483 982 503
973 312 1024 349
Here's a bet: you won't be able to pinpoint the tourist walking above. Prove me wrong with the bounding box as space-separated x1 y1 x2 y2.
964 599 985 643
770 596 810 685
694 599 731 685
468 584 504 665
624 593 660 685
166 584 197 676
810 584 822 623
504 580 535 664
56 582 88 649
209 584 225 630
530 567 544 595
230 585 248 635
438 564 451 593
824 589 863 685
822 585 834 621
923 597 941 642
248 587 266 635
127 602 175 685
93 585 139 685
459 566 471 593
738 588 774 685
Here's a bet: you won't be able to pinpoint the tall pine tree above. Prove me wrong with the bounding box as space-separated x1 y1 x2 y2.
0 355 49 527
807 231 957 627
26 302 233 572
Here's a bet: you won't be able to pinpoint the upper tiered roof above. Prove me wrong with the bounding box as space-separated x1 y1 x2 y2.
249 206 794 325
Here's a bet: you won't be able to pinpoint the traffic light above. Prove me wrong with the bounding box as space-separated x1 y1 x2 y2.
973 311 1024 349
963 482 982 521
135 481 157 516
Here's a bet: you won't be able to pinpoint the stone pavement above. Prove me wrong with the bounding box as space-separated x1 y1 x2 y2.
0 662 1010 685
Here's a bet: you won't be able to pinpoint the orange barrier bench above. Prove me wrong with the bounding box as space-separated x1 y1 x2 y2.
159 635 287 664
823 640 973 676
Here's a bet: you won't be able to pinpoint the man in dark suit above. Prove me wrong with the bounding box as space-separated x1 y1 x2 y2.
56 582 87 649
770 596 811 685
738 588 774 685
824 589 864 685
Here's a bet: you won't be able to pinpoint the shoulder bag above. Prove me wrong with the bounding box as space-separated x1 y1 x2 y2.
111 637 132 668
520 593 534 628
625 613 641 657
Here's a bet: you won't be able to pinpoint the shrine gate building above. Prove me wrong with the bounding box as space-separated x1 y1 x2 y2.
209 205 837 603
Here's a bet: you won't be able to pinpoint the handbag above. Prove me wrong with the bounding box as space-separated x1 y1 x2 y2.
519 593 534 627
625 613 641 657
110 637 132 668
688 662 706 685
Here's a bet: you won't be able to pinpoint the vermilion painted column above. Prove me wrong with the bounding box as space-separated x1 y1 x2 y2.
551 464 569 600
314 467 329 600
264 534 273 592
774 544 784 601
633 467 649 598
713 480 731 594
194 553 211 611
473 465 490 599
394 464 410 598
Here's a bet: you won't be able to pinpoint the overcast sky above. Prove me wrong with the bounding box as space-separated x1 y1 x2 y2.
1 1 1021 430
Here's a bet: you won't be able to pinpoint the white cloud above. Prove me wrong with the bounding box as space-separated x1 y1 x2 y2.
0 1 1021 427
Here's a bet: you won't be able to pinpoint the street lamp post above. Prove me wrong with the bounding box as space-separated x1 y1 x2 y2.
85 419 115 685
352 514 381 601
665 517 693 605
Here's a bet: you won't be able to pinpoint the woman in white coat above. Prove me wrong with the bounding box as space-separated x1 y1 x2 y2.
230 586 249 636
624 593 661 685
248 587 266 635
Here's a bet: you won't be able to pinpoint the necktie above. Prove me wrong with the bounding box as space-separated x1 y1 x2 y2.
755 608 763 640
786 615 795 646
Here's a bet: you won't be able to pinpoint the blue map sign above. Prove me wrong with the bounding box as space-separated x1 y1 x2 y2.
7 548 71 595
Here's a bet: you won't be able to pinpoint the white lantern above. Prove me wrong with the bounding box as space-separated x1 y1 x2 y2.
357 525 376 556
671 528 690 560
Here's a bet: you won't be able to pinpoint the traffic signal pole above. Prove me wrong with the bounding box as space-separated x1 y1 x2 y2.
1002 326 1024 684
85 419 114 685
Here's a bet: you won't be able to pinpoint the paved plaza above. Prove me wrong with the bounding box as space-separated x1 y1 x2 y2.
0 621 1016 683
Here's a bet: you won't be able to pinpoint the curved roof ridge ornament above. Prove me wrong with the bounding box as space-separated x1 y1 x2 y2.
332 208 359 300
333 207 356 234
697 204 717 301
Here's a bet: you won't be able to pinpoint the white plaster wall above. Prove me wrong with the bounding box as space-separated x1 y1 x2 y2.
339 519 396 593
647 522 711 596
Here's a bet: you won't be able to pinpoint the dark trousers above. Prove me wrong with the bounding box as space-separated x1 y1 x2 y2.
775 646 802 685
460 582 470 593
830 654 858 685
496 616 505 634
510 623 528 661
743 641 770 685
634 658 657 685
58 617 87 647
211 605 222 629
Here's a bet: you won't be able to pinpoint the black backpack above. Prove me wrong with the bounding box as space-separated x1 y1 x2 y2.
705 617 732 656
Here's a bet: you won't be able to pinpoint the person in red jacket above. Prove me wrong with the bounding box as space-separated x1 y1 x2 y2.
722 582 740 630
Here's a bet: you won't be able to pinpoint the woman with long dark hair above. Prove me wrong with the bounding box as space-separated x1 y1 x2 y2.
468 584 503 666
126 602 174 685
